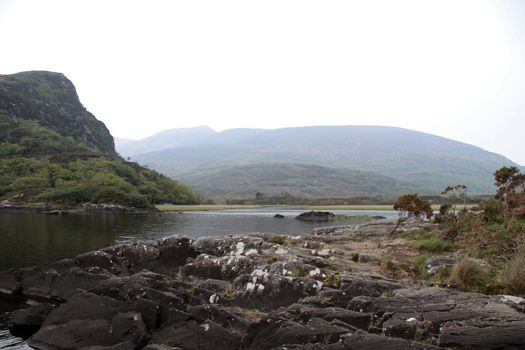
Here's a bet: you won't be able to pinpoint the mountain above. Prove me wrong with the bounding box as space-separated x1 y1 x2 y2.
0 71 116 156
114 137 136 148
117 126 217 157
179 163 419 200
0 71 201 207
120 125 520 195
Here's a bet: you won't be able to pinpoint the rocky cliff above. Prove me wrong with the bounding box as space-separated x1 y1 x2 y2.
0 71 116 156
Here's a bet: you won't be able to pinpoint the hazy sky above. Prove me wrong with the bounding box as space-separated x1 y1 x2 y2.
1 0 524 165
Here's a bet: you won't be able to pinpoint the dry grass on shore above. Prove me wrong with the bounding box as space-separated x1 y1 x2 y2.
155 204 263 212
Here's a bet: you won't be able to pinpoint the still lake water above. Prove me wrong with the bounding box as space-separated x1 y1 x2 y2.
0 207 395 348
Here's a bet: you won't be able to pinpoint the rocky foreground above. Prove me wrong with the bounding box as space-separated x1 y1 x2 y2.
1 221 525 349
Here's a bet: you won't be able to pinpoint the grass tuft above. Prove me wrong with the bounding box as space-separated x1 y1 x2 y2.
498 249 525 296
450 258 487 291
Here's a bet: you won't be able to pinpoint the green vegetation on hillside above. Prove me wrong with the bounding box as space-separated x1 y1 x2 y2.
0 71 201 208
179 163 419 202
0 114 200 207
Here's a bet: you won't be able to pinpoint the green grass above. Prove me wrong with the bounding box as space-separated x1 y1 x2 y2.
412 255 430 279
402 229 454 253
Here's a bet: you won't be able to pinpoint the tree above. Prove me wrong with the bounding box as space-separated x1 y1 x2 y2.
494 166 525 225
391 194 433 235
442 184 468 211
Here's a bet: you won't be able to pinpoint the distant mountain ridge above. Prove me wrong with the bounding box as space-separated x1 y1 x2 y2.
117 126 216 156
118 125 520 195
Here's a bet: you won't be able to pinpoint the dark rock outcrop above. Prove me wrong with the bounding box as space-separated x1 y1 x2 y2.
1 226 524 349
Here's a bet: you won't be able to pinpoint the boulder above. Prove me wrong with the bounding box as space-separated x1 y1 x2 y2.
296 211 335 222
29 319 115 349
9 303 55 335
233 270 324 310
149 319 242 350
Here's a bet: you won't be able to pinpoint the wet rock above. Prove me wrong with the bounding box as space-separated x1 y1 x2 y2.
438 320 525 349
274 214 285 218
296 211 335 222
9 303 54 335
154 236 196 273
233 270 324 310
0 269 21 295
110 311 150 347
142 345 184 350
112 243 160 273
149 319 242 350
193 236 266 257
19 264 111 301
267 261 320 278
382 317 418 339
75 250 124 275
189 304 255 335
304 307 371 331
249 316 352 349
347 287 525 346
182 255 221 280
29 319 114 349
79 342 136 350
4 228 524 349
196 279 232 295
339 277 403 300
183 254 256 281
341 330 440 349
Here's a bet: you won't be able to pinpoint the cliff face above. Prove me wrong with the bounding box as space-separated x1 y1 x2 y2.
0 71 116 156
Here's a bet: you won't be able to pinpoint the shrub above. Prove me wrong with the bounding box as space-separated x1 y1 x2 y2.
450 258 487 291
498 249 525 296
39 185 90 205
324 273 342 288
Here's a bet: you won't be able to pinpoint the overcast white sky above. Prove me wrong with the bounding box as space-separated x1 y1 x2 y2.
1 0 524 164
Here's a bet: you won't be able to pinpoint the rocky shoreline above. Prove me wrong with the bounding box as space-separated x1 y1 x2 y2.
0 201 158 215
1 221 525 349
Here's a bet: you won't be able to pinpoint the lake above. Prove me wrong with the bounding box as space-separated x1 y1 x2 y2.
0 207 395 348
